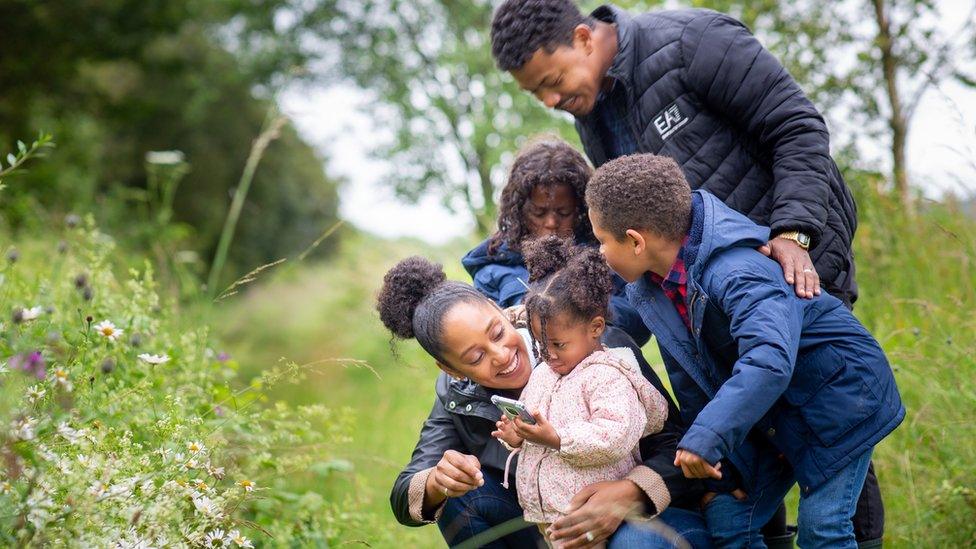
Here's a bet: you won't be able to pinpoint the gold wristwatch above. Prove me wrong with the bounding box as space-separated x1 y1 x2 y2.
776 231 811 250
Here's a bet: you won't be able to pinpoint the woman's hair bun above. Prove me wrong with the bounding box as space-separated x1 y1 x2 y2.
376 256 447 339
522 235 573 283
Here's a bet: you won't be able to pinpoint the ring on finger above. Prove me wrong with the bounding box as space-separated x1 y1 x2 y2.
442 487 450 497
802 267 814 273
585 531 595 542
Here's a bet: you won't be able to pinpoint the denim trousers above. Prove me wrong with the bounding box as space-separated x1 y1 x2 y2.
438 470 712 548
703 449 874 549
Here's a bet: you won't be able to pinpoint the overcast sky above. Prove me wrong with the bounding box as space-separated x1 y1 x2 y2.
280 0 976 245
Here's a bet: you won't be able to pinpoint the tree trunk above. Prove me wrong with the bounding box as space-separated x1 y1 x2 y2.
872 0 913 211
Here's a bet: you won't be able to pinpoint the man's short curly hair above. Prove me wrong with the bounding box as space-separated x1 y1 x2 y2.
586 154 692 241
490 0 593 71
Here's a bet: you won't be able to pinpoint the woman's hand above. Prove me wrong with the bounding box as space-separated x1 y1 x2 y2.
548 480 643 548
674 449 723 479
514 411 560 450
491 415 524 448
423 450 484 510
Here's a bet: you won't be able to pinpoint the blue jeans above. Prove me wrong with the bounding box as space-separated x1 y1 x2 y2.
704 450 874 548
437 470 541 547
609 507 713 548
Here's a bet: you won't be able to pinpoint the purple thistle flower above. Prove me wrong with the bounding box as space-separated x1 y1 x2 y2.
9 351 46 380
217 351 230 363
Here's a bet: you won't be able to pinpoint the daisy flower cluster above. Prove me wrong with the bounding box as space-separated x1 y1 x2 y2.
0 223 362 546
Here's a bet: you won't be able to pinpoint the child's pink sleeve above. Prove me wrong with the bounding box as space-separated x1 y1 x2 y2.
557 367 647 468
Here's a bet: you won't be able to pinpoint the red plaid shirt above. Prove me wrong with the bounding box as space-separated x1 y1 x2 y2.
650 237 691 330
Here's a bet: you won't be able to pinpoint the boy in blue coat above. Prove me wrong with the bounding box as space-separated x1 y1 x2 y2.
585 153 904 548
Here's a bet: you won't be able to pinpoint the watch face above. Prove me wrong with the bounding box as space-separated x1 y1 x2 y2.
797 233 811 247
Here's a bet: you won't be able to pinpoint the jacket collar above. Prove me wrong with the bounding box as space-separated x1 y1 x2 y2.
591 5 638 91
687 191 770 280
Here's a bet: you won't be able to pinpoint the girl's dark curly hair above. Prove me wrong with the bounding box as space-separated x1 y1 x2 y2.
522 235 613 361
376 256 489 365
488 138 593 254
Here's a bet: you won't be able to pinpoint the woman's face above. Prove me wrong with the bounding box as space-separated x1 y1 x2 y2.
436 300 532 390
524 183 579 240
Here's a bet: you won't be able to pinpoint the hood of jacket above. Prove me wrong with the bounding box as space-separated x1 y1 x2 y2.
687 190 770 278
576 346 668 436
461 238 525 277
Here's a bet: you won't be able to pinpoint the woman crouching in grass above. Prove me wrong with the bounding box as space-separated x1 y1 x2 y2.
379 256 711 548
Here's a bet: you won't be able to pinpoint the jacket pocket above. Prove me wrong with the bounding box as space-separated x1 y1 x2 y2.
782 345 882 448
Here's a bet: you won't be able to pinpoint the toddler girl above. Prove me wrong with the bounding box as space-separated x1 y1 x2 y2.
492 235 668 544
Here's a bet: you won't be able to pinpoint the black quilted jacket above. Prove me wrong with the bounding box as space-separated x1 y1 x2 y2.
577 5 859 304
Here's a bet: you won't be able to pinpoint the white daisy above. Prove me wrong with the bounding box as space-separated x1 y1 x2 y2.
228 530 254 548
26 385 46 403
52 368 73 391
204 529 229 547
12 417 37 441
89 481 109 497
20 306 43 322
192 494 220 517
206 462 225 480
93 320 124 342
236 479 255 492
58 422 85 444
187 441 206 454
138 353 170 365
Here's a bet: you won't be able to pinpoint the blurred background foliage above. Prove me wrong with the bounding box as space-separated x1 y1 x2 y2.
0 0 340 287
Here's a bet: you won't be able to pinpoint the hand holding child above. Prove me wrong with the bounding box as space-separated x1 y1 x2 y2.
514 411 561 450
491 415 524 449
674 449 723 480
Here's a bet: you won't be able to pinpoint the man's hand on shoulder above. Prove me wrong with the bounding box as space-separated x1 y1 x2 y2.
758 237 821 299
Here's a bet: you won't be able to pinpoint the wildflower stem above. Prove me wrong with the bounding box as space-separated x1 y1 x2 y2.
206 109 288 298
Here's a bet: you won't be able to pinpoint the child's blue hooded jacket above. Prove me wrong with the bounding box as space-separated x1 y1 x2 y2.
628 191 904 493
462 239 651 346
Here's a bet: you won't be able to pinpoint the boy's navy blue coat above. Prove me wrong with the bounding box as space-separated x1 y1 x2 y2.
577 5 859 305
462 238 651 346
627 191 904 493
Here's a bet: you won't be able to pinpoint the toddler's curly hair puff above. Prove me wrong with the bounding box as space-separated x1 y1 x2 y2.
522 235 613 360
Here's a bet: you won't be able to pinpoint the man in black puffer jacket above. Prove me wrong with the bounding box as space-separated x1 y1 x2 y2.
490 1 882 547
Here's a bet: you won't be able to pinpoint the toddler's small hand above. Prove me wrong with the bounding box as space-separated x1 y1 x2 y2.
674 449 723 480
491 415 523 448
514 411 561 450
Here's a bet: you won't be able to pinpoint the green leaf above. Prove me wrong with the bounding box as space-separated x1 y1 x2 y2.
17 141 26 153
6 154 15 166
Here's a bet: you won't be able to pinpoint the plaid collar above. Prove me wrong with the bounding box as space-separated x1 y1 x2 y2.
649 236 690 289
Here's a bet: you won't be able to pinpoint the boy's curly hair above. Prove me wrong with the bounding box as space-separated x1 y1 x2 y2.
586 153 692 241
488 138 593 254
522 235 613 361
491 0 594 71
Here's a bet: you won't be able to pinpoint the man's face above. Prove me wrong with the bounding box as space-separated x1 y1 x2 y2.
511 31 605 117
589 210 646 283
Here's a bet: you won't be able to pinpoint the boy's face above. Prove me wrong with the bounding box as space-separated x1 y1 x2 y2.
511 27 606 117
589 210 648 283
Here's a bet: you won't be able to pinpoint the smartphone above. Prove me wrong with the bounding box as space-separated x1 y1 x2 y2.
490 395 537 425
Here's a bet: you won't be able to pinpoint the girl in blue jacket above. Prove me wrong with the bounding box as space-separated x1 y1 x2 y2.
585 153 904 549
462 137 651 345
